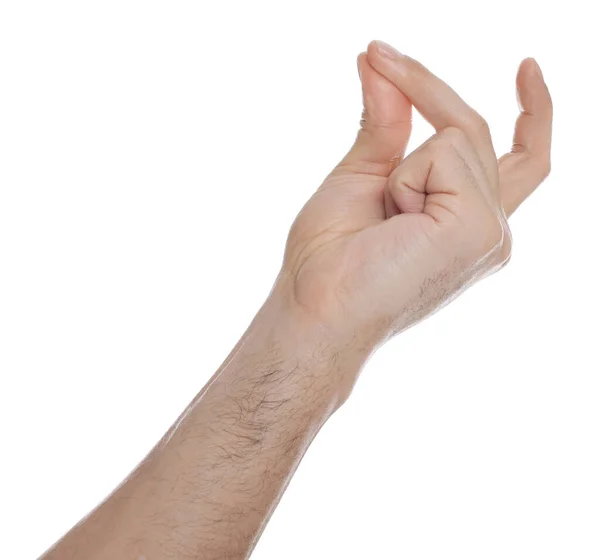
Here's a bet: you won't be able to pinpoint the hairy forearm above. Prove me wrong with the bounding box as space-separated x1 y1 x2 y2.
42 288 365 559
37 39 553 560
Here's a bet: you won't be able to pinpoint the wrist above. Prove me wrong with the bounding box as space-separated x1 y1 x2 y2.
221 279 371 410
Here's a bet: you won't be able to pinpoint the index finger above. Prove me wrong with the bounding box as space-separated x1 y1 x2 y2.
366 40 498 186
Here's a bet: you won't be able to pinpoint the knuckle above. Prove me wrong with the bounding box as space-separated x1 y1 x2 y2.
522 154 551 186
477 213 505 257
467 112 491 139
499 224 513 266
440 126 466 143
499 249 512 270
438 127 468 152
539 156 552 181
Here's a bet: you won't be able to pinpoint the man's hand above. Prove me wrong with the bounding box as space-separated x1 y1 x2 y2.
40 42 552 560
280 41 552 367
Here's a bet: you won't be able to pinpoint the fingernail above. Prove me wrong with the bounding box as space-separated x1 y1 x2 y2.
532 58 544 80
374 40 402 60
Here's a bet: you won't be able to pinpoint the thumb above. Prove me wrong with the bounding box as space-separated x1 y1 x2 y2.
335 52 412 178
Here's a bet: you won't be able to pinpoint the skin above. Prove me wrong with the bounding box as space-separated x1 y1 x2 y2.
40 40 552 559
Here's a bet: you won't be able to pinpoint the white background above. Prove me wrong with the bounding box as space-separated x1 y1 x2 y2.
0 1 598 558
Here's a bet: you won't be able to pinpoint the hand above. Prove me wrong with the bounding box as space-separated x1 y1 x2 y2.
37 43 554 560
276 41 552 352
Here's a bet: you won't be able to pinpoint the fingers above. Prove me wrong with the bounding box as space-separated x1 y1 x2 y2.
386 128 490 223
366 41 499 188
498 58 553 216
335 52 412 177
375 127 508 275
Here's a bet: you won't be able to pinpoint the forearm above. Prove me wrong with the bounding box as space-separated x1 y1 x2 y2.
38 41 552 560
42 287 365 560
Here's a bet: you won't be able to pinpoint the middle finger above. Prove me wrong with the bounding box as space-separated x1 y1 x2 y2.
366 40 499 193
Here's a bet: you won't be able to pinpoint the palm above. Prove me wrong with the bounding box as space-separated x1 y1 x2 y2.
286 167 436 328
283 52 437 329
